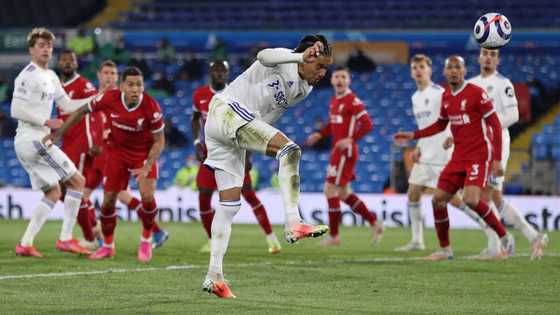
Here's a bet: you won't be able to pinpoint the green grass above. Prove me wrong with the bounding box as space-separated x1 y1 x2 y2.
0 220 558 314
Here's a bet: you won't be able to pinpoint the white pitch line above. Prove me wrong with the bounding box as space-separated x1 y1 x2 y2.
0 252 557 281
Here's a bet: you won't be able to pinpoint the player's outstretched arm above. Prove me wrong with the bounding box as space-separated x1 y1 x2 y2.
257 48 305 67
43 103 90 146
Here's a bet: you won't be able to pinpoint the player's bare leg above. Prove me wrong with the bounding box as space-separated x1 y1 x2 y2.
17 184 62 257
242 184 281 254
89 191 118 260
198 188 215 253
237 123 328 243
339 185 383 246
395 183 426 251
137 178 158 262
54 172 90 255
488 188 547 260
463 185 514 258
425 189 455 261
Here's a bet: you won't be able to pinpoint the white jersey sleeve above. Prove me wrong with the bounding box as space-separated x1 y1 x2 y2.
217 48 312 125
51 71 95 114
11 73 46 126
411 83 452 165
496 77 518 128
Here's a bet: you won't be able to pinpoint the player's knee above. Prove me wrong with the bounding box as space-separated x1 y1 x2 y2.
102 193 118 209
277 142 301 165
431 195 446 209
463 194 480 209
407 186 422 202
44 185 62 203
68 172 85 191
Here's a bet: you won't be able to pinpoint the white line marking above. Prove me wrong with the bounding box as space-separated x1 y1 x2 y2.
0 252 557 281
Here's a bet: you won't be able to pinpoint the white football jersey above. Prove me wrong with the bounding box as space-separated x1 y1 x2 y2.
11 62 67 141
216 48 312 124
468 72 518 131
411 83 452 165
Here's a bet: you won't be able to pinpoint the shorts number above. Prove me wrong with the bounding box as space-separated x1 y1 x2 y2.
470 164 479 177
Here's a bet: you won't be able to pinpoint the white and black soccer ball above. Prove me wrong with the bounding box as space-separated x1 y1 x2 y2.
473 13 512 49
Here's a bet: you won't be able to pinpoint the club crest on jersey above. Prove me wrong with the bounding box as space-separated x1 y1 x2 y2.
137 118 145 129
460 99 467 111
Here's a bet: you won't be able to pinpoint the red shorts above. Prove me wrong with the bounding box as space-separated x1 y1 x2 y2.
103 151 158 192
325 147 357 186
85 151 108 190
437 160 489 194
196 164 252 190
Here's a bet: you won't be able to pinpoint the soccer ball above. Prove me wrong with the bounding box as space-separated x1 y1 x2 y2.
473 13 512 49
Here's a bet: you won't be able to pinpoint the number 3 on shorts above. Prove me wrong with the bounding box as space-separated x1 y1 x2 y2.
470 164 479 177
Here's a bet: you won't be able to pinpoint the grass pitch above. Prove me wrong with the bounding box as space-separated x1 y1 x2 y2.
0 220 558 314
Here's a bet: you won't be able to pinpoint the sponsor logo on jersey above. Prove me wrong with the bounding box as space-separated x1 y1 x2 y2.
449 114 470 125
505 86 514 97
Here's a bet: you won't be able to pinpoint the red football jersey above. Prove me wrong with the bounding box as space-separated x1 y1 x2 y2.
440 83 495 162
321 91 372 152
192 85 216 143
58 74 98 154
90 90 165 161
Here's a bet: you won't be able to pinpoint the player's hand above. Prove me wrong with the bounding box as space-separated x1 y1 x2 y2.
45 118 63 130
88 145 102 157
41 133 57 148
491 160 504 177
302 41 325 63
411 147 421 162
305 132 322 146
195 141 207 162
442 137 454 150
334 137 353 151
131 165 150 181
393 131 414 145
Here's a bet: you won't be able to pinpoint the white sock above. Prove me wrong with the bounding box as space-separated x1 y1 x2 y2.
276 143 302 226
408 201 424 244
266 233 277 241
499 200 538 243
208 200 240 281
59 189 82 241
21 198 55 247
458 202 500 251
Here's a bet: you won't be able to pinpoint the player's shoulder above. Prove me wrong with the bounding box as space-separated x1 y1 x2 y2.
348 92 364 106
15 63 39 81
141 92 162 110
193 85 210 96
465 82 485 94
494 72 514 86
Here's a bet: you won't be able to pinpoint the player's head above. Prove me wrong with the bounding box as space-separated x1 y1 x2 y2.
410 54 433 85
209 60 229 90
27 27 55 66
294 34 333 86
444 55 466 87
478 47 500 74
120 66 144 105
330 66 351 95
57 49 78 77
97 60 118 91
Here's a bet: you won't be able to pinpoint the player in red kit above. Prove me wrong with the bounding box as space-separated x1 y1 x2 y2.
45 67 166 262
56 49 100 251
192 60 281 254
394 56 515 260
80 60 169 250
306 66 382 246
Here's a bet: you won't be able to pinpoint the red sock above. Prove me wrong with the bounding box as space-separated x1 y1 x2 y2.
77 199 94 241
243 190 273 235
473 201 506 237
433 206 450 248
100 205 117 245
343 193 377 225
327 197 341 237
129 197 161 233
87 200 97 227
140 199 158 239
199 193 214 238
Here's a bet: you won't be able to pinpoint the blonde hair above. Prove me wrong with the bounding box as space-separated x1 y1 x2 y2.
27 27 55 48
410 54 432 67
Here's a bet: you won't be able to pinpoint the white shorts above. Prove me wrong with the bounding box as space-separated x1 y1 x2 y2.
488 140 510 191
408 162 446 189
15 139 77 191
204 97 279 189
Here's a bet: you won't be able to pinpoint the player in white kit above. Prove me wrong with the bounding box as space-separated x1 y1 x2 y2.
202 35 333 298
395 54 499 253
468 47 548 260
11 28 95 257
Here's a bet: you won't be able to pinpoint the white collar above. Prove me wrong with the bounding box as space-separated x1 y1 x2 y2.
62 73 80 87
120 92 143 112
450 82 467 96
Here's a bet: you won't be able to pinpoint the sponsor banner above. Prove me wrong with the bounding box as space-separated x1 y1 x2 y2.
1 188 559 231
